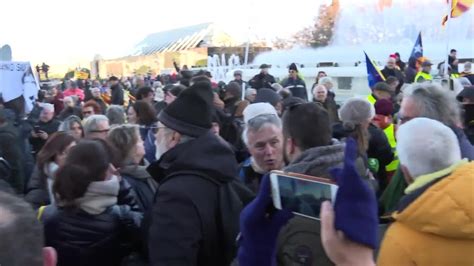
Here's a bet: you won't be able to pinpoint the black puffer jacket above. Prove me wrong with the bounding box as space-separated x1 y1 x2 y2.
42 205 142 266
26 168 139 210
147 132 250 266
24 165 50 209
41 177 143 266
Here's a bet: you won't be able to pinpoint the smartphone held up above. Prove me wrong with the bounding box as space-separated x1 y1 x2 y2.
270 171 338 220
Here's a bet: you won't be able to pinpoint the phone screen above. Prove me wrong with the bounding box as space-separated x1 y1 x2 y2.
272 173 337 220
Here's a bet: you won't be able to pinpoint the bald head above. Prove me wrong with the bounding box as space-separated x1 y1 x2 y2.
387 57 397 69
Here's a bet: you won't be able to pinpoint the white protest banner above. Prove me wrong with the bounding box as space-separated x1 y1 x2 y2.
0 61 40 113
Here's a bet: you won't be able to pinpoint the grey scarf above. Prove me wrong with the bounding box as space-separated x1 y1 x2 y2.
120 164 158 193
74 175 120 215
283 140 345 178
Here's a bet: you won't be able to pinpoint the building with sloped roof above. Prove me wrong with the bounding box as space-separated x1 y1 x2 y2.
92 23 256 78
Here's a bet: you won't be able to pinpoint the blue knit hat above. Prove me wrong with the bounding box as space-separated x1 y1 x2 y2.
330 138 379 249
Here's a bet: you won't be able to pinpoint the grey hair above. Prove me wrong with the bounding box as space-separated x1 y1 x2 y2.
397 117 461 178
83 115 109 135
403 83 461 127
318 76 333 86
242 114 282 146
58 115 82 132
245 88 257 98
106 105 126 125
161 127 195 144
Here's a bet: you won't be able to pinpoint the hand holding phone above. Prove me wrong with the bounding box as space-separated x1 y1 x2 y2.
270 171 338 220
238 175 293 265
33 125 41 133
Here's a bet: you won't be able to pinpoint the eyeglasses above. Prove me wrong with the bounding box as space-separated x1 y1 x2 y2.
289 70 296 74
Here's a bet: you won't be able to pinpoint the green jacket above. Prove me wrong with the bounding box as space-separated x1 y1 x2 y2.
379 167 407 214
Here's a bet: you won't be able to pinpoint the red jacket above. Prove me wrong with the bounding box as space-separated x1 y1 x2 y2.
63 88 85 101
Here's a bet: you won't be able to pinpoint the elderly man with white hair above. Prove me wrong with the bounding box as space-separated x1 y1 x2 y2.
238 103 284 193
377 117 474 265
381 82 474 213
29 103 61 156
398 82 474 159
83 114 110 140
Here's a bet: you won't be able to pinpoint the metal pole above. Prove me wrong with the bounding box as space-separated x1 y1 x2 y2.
444 0 452 78
244 26 250 66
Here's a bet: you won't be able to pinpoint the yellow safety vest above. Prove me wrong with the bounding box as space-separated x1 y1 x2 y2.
415 71 432 83
383 123 399 172
451 73 460 79
367 94 377 105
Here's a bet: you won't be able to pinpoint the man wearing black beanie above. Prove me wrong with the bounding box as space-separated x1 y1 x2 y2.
147 80 251 266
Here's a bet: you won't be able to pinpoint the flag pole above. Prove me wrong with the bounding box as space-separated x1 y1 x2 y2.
444 0 453 78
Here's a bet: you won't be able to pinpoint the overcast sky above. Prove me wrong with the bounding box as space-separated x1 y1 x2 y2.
1 0 330 66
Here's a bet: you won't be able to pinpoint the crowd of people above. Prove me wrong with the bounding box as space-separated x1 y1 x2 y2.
0 52 473 266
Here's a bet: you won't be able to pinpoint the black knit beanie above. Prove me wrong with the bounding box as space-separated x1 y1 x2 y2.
289 63 298 72
158 80 213 137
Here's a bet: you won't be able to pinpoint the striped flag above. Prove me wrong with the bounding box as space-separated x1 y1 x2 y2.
442 0 473 26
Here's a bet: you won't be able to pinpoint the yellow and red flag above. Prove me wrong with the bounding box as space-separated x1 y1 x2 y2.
442 0 473 26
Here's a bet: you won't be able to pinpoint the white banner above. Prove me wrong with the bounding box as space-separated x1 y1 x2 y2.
0 61 40 113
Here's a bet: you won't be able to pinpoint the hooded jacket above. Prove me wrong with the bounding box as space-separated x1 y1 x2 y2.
147 131 245 266
378 161 474 266
276 142 345 266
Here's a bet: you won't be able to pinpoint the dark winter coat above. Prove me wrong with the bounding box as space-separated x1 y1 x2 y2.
404 58 418 83
238 157 265 194
249 73 276 90
29 119 61 155
40 176 143 266
41 203 142 266
367 124 395 185
146 132 243 266
281 77 308 100
110 84 125 105
0 123 25 193
276 142 345 266
119 165 158 212
381 67 404 93
316 98 339 125
224 97 241 116
233 79 248 89
25 166 50 209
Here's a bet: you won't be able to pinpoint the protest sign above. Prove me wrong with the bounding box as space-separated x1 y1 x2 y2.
0 61 40 113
